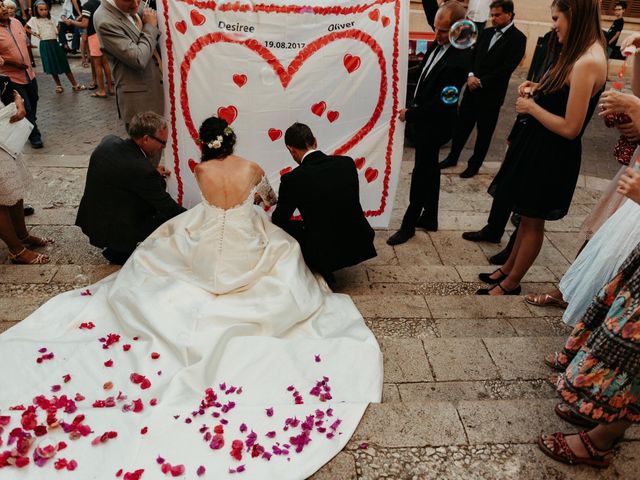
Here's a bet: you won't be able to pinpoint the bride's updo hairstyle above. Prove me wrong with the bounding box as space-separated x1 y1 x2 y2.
198 116 237 161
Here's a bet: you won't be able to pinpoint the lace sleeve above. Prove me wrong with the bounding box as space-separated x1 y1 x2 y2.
255 175 278 207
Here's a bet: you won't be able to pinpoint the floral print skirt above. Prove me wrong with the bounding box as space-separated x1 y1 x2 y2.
557 242 640 424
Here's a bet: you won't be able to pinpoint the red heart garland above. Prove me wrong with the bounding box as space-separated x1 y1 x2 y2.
327 110 340 123
217 105 238 125
343 54 361 74
364 167 378 183
232 74 247 88
368 9 380 21
175 20 187 35
311 101 327 117
354 157 365 170
188 159 198 173
190 10 206 26
268 129 282 142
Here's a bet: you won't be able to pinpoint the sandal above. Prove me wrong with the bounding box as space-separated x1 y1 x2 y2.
87 83 98 90
544 351 569 372
82 61 90 68
72 84 87 91
478 267 508 284
524 293 568 308
19 234 54 248
55 85 64 94
538 431 612 468
554 403 599 429
8 247 50 265
476 282 521 295
90 92 107 98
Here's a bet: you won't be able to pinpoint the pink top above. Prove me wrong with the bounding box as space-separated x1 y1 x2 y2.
0 18 35 85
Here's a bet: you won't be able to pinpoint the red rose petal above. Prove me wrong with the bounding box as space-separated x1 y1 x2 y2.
196 465 206 476
123 344 131 352
140 426 148 435
104 359 114 367
151 352 160 359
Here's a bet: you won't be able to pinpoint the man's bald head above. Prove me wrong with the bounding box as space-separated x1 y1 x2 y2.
433 1 466 45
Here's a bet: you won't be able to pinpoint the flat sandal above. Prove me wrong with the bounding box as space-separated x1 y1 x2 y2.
8 247 50 265
19 234 54 248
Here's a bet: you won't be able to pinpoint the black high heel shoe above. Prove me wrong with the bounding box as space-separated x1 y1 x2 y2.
478 268 508 284
476 282 521 296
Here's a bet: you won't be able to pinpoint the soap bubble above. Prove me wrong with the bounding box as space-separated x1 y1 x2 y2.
449 19 478 50
73 274 90 287
441 86 459 105
260 65 276 86
216 0 258 41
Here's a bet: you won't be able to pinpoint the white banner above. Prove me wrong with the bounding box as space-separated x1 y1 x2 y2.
158 0 407 227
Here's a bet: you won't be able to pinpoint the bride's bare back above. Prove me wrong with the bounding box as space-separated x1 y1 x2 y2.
194 155 264 209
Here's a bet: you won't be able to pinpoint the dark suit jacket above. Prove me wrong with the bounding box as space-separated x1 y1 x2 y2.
467 24 527 108
405 43 471 137
272 151 376 273
75 135 185 252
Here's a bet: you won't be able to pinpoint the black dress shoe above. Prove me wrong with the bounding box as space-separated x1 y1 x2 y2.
23 204 35 216
415 215 438 232
459 165 480 178
476 282 521 295
489 248 510 265
478 268 508 284
30 140 44 149
462 229 501 243
510 213 521 227
386 229 415 246
438 156 458 169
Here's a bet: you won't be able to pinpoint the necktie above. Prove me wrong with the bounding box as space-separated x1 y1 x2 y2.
131 14 143 31
488 30 502 50
414 45 442 98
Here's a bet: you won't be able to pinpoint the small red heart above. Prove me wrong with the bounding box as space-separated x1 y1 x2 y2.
190 9 206 26
364 167 378 183
368 9 380 21
268 128 282 142
232 74 247 88
354 157 365 170
327 110 339 123
175 20 187 34
311 101 326 117
381 16 390 28
343 54 361 74
217 105 238 125
188 159 198 173
280 166 292 176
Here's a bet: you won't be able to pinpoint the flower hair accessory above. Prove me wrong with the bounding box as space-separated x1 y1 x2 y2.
200 126 233 149
205 135 223 149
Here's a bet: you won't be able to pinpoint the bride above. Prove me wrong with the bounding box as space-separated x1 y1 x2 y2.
0 116 383 479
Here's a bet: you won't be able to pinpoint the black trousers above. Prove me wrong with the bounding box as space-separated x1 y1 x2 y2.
448 95 501 168
10 78 41 144
401 129 451 231
483 192 514 239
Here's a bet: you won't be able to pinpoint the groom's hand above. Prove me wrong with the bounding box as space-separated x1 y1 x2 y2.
156 166 170 178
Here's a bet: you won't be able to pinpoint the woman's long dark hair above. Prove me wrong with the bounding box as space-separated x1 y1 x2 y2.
538 0 606 94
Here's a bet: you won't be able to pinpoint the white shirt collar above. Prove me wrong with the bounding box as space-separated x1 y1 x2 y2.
301 149 318 162
496 21 514 35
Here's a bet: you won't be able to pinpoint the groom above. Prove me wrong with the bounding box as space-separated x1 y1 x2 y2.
272 123 377 283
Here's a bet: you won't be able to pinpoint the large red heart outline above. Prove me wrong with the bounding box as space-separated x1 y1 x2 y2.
179 30 388 158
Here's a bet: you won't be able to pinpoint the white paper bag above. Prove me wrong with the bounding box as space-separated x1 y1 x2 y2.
0 102 33 158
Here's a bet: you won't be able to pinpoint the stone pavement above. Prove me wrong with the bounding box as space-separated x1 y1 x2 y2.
1 52 639 478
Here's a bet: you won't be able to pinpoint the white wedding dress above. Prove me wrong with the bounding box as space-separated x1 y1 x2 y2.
0 179 383 479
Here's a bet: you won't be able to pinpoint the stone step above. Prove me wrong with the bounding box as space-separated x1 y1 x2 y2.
351 400 640 449
312 440 640 480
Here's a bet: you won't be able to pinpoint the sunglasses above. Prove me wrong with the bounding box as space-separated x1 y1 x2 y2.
147 134 167 147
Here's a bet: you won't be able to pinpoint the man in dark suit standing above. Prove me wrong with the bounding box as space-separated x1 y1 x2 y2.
272 123 376 283
387 0 470 246
76 112 185 265
439 0 526 178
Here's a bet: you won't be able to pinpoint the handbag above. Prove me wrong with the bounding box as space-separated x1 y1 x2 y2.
0 102 33 158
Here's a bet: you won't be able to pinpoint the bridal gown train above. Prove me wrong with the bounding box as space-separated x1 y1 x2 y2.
0 184 383 479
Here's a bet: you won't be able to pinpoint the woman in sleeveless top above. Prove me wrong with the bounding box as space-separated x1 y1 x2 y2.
477 0 608 296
